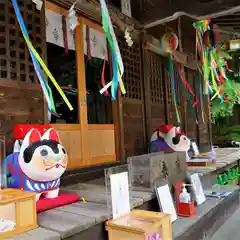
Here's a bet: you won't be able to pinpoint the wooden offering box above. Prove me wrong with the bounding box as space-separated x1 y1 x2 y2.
0 188 37 239
106 210 172 240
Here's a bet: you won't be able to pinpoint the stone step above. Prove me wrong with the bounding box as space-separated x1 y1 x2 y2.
173 185 240 240
10 184 239 240
9 227 60 240
210 206 240 240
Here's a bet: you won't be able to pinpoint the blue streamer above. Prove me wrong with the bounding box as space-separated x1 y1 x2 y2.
12 0 55 112
111 51 118 100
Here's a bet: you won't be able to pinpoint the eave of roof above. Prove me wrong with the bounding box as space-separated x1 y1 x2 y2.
141 1 240 28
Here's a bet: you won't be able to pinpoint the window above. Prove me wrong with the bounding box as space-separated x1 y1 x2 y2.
47 42 78 123
83 24 113 124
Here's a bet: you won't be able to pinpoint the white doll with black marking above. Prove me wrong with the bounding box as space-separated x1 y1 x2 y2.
5 128 68 201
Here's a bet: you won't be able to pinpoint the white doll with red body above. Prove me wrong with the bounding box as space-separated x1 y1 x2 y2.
150 125 190 153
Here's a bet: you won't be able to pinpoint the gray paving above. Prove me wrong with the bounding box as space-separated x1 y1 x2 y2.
211 206 240 240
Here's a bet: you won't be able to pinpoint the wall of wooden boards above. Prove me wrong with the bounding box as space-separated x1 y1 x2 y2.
0 86 44 154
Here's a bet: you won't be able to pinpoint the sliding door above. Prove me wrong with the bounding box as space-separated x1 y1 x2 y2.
45 2 116 168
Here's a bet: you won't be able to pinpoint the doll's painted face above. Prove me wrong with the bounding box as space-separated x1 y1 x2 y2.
168 134 191 152
19 128 68 182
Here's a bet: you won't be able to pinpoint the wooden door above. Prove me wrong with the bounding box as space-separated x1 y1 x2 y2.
45 2 84 168
45 2 116 168
79 17 116 166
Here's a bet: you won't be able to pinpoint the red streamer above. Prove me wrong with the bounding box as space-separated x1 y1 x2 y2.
177 66 198 108
101 49 109 95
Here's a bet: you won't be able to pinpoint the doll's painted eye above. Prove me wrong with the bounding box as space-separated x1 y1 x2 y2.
40 149 48 157
62 147 66 154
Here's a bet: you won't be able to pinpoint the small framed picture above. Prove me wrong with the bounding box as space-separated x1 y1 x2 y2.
155 184 178 222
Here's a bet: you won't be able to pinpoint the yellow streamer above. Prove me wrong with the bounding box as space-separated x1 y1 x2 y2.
175 103 180 123
22 33 73 111
118 70 126 95
211 67 220 98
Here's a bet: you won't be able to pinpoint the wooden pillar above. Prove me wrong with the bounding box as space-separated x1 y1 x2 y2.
207 95 213 147
139 32 148 152
41 0 49 124
177 17 187 131
142 35 152 147
112 90 125 163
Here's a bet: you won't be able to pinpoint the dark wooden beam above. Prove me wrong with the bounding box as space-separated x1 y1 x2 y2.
141 0 240 28
213 18 240 22
52 0 142 40
215 22 240 26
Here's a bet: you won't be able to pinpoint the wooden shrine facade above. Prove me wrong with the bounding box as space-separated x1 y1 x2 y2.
0 0 212 169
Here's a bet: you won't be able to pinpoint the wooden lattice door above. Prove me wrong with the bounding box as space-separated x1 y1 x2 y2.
118 35 146 157
146 51 167 135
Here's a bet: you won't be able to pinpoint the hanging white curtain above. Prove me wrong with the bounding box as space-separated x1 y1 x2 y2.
46 10 75 50
45 9 108 60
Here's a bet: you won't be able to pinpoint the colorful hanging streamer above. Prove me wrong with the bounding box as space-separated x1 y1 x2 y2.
101 51 108 95
99 0 126 99
175 64 198 108
194 19 233 105
198 72 206 123
168 56 180 124
12 0 73 112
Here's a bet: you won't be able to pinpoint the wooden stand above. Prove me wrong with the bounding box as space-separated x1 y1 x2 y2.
106 210 172 240
187 153 215 167
0 188 37 239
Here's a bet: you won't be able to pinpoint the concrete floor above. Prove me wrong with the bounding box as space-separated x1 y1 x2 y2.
211 207 240 240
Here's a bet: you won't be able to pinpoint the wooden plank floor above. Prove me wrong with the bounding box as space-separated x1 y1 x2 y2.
8 148 240 240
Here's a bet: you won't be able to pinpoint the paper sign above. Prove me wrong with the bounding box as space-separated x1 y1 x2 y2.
190 173 206 205
156 184 177 222
191 142 200 155
110 172 130 219
121 0 131 18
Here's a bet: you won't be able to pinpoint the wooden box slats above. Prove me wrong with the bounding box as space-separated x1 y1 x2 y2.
106 210 172 240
